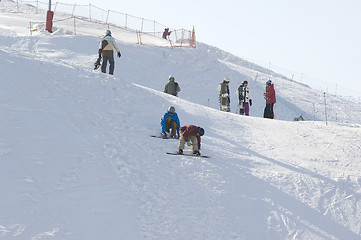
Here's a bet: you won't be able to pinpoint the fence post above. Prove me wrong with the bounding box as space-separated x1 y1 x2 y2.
106 10 110 24
153 21 155 36
190 26 196 48
136 31 143 45
73 17 76 35
71 4 76 17
324 92 328 125
89 4 91 21
313 103 316 121
53 2 58 13
125 14 128 28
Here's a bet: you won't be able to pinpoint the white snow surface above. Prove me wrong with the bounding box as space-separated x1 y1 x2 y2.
1 1 361 239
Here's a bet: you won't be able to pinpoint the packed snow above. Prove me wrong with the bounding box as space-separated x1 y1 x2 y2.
1 1 361 239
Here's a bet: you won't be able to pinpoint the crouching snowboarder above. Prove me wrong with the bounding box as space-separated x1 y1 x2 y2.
177 125 204 156
160 106 180 139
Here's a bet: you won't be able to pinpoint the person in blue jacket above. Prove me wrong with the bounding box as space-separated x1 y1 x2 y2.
160 106 180 139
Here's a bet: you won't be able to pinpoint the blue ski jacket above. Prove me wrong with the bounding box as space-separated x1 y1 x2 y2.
160 112 180 134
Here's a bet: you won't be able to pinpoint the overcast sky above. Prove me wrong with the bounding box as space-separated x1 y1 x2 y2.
54 0 361 98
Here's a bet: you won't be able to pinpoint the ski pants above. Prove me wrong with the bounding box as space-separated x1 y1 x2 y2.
178 132 198 152
240 103 250 116
101 56 115 75
165 117 178 138
264 103 275 119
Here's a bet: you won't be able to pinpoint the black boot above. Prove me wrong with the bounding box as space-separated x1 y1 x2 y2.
193 150 200 156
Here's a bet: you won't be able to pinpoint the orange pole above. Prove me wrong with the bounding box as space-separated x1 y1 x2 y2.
191 26 196 48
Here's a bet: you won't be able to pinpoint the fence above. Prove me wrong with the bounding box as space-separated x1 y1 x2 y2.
242 56 361 103
15 0 196 48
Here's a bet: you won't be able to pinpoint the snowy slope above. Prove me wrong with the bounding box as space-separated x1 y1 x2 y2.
1 1 361 239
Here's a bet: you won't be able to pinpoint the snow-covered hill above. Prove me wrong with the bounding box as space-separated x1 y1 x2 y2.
1 1 361 239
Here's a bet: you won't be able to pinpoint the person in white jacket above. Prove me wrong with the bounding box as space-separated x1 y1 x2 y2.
98 30 121 75
236 80 252 116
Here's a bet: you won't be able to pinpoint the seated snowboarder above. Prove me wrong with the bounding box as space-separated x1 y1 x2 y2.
177 125 205 156
160 106 180 139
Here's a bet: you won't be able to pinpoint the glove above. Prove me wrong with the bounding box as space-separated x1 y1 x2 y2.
249 99 252 106
117 52 121 58
187 141 191 146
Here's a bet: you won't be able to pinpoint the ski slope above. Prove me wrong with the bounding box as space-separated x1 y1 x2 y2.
1 1 361 239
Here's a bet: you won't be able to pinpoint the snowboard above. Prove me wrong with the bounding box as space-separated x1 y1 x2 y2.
151 135 178 139
94 57 101 70
166 152 210 158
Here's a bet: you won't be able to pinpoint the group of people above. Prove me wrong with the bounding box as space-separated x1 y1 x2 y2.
218 77 276 119
160 106 204 156
96 29 275 156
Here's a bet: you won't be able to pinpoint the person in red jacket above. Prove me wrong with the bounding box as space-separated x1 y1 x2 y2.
263 80 276 119
162 28 172 39
177 125 205 155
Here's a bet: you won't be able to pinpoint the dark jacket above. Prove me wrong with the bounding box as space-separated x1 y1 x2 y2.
180 125 201 150
164 81 181 96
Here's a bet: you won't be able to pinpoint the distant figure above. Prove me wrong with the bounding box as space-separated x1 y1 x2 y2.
177 125 205 156
98 29 121 75
162 28 172 39
237 81 252 115
263 80 276 119
218 77 230 112
164 75 181 96
237 80 252 116
160 106 180 139
294 114 304 121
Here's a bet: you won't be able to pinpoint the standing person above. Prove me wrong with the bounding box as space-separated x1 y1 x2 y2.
164 75 181 96
263 80 276 119
218 77 231 112
177 125 205 156
162 28 172 39
98 30 121 75
160 106 180 139
237 80 252 116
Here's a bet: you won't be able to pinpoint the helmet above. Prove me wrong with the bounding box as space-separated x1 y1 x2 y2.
224 77 230 83
266 80 272 85
169 75 175 81
105 29 111 36
168 106 175 114
197 127 205 136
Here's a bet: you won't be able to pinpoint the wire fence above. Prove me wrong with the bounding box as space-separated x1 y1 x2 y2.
16 0 196 48
242 56 361 103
